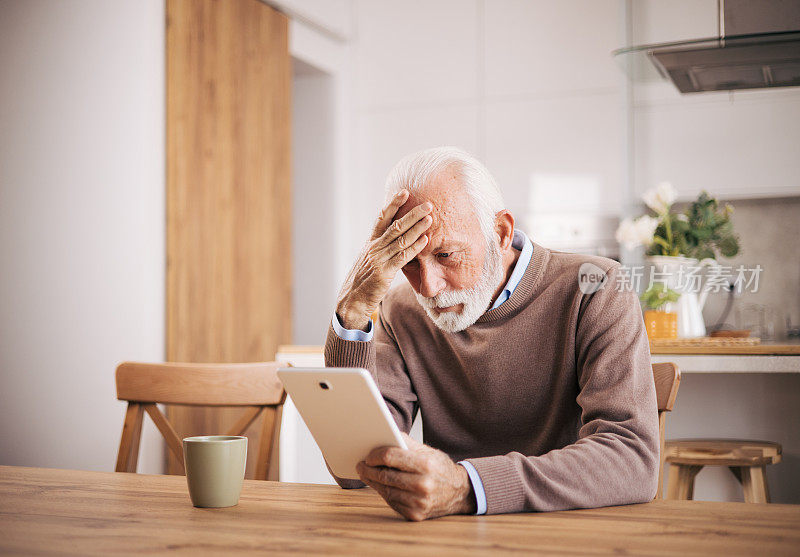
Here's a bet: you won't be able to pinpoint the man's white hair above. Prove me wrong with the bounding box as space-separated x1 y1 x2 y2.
384 146 505 242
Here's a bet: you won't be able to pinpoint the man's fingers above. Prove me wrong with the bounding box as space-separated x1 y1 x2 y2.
374 201 433 249
379 215 432 261
357 462 418 491
388 234 428 271
364 446 426 473
364 482 419 521
388 501 422 522
361 477 422 518
380 485 422 512
370 190 410 240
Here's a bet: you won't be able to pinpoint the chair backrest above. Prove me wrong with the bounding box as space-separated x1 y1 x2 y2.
651 362 681 499
115 361 286 480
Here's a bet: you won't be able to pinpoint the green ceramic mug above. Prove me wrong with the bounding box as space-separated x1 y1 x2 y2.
183 435 247 508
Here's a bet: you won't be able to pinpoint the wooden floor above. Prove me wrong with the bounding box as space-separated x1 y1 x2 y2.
2 466 799 555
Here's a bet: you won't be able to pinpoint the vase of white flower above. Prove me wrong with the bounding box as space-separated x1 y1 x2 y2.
616 182 739 338
647 255 712 338
640 282 679 339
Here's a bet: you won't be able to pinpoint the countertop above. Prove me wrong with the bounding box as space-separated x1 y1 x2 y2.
649 341 800 355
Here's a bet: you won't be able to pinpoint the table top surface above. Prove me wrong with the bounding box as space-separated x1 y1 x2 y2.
2 466 799 556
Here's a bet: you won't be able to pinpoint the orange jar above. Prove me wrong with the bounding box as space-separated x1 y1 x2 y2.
644 310 678 339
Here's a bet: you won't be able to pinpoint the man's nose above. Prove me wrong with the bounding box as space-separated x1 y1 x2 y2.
418 263 445 299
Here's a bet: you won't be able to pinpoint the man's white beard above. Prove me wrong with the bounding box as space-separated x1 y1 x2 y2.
414 237 504 333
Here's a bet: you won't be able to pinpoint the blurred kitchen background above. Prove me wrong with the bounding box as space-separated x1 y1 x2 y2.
1 0 799 503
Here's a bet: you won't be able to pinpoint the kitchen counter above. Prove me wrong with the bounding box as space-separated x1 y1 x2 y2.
650 341 800 373
650 341 800 355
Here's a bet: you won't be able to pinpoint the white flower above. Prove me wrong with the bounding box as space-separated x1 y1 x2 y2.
642 181 677 214
616 215 659 250
635 215 659 243
615 218 638 249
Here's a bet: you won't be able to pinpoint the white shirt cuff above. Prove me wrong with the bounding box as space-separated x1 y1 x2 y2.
331 312 374 342
458 461 487 515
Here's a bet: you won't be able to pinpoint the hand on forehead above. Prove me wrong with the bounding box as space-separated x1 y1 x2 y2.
391 173 472 229
393 192 436 223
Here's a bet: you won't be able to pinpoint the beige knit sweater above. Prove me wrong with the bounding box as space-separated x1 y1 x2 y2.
325 242 659 514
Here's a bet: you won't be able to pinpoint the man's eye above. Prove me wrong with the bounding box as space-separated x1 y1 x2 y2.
437 252 451 259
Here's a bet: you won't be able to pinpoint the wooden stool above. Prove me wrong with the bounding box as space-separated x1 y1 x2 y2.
665 439 782 503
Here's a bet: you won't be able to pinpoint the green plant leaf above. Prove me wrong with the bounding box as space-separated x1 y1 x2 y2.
640 283 681 310
716 235 740 257
675 191 739 261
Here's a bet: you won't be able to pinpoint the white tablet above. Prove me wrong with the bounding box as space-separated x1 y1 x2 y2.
277 367 408 480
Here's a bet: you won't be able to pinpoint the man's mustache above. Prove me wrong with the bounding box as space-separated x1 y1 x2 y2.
416 290 471 309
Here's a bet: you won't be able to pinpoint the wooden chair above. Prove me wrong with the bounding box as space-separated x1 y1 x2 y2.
665 439 781 503
652 362 681 499
115 361 286 480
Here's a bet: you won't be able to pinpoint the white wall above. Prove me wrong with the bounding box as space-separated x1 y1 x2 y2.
351 0 626 261
282 16 355 483
292 60 338 345
266 0 353 40
0 0 165 474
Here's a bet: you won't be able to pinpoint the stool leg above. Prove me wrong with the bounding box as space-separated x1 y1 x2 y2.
667 465 680 499
667 464 702 500
685 466 701 500
741 466 770 503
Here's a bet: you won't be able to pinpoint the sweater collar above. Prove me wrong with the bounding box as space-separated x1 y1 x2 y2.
476 235 550 324
489 229 533 310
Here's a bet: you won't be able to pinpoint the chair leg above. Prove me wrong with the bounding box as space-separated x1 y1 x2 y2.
255 406 278 481
656 412 666 500
116 403 144 473
667 464 681 499
741 466 770 503
267 404 283 482
143 403 185 475
666 464 702 500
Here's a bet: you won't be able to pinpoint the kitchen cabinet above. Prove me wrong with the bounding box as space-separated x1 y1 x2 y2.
626 2 800 201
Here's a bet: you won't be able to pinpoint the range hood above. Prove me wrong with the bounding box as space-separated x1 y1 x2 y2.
614 0 800 93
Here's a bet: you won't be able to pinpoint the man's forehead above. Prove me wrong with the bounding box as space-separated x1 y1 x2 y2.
392 174 472 224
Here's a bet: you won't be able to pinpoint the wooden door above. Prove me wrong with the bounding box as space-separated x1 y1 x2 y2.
165 0 292 479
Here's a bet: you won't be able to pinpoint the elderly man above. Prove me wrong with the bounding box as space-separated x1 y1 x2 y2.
325 146 659 521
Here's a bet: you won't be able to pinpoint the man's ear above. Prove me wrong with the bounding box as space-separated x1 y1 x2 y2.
494 210 515 250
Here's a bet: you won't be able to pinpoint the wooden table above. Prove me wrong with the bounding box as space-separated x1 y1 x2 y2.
2 466 799 555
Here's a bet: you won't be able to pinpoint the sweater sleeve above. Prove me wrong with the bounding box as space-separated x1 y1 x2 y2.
324 302 418 433
464 264 660 514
